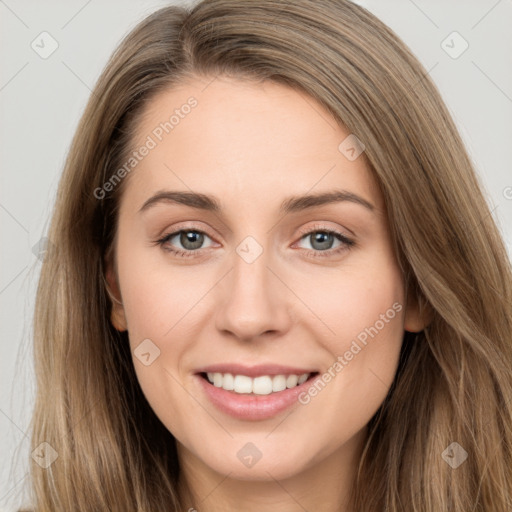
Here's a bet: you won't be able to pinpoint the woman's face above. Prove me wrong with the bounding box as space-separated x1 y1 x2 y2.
107 76 423 482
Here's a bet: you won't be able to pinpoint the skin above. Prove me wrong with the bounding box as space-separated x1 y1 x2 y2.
106 75 427 512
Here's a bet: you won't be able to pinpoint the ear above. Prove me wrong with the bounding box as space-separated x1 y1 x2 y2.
403 288 433 333
104 253 128 332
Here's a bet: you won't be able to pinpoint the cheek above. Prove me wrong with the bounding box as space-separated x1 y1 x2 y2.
118 257 204 433
116 238 210 344
292 256 406 405
292 256 405 348
115 242 217 419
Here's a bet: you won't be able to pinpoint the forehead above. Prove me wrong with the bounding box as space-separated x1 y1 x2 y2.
122 75 383 215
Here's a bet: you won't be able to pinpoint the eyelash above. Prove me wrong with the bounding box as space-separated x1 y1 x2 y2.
155 224 355 259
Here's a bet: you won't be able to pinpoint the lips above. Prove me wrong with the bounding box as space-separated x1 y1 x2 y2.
195 363 318 378
194 363 320 420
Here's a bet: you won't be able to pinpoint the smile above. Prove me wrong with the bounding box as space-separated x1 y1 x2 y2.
195 365 320 421
204 371 312 394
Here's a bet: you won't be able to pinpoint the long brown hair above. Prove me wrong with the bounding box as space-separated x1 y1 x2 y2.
25 0 512 510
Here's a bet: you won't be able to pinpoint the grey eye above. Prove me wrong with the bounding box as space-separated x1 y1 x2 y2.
163 230 214 251
300 232 340 251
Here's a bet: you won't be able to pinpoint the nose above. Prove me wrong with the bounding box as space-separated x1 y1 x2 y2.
214 243 294 342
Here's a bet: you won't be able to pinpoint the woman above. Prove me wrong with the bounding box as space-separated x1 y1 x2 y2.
25 0 512 510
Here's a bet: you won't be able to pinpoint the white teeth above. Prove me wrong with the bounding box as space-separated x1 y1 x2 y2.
213 373 223 387
205 372 311 394
233 375 252 393
272 375 287 392
222 373 234 390
253 376 273 395
298 374 309 385
286 374 298 388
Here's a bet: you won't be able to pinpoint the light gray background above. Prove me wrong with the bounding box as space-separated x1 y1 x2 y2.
1 0 511 509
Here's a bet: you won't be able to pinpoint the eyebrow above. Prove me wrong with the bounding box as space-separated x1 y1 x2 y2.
138 189 375 215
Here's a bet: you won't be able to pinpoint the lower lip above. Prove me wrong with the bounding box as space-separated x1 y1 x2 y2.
196 373 319 421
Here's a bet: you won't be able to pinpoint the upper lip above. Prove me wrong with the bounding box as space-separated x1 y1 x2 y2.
195 364 318 378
